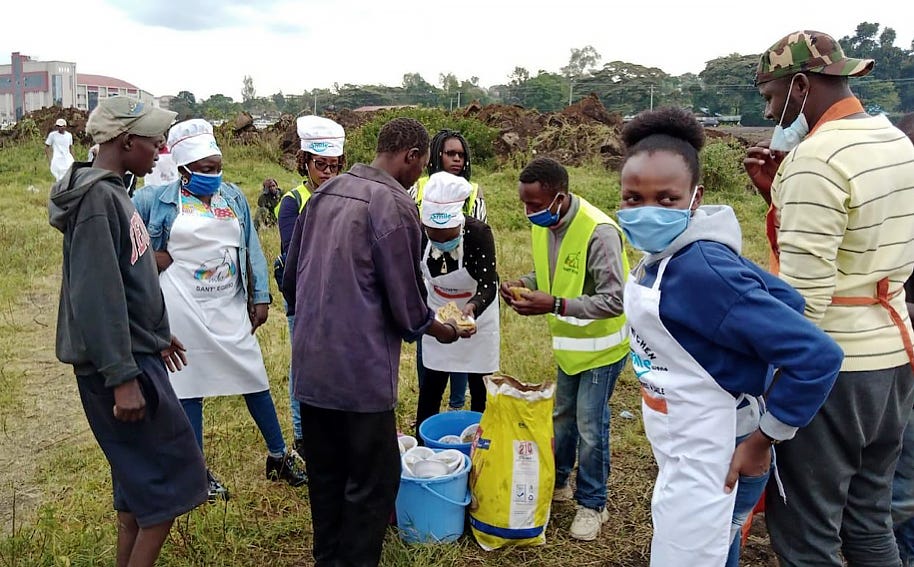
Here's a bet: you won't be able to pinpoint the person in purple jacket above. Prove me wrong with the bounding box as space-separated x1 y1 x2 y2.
617 106 844 566
281 117 473 566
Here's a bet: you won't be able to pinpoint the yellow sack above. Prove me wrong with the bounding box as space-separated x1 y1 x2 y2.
469 375 555 550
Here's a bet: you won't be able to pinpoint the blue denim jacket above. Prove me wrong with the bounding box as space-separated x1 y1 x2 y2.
132 181 272 304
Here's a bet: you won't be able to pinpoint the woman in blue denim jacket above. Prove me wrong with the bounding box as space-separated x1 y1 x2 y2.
133 119 304 501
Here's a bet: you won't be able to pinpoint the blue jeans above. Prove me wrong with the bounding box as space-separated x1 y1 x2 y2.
725 440 771 567
180 390 287 457
287 313 302 440
893 409 914 566
415 340 469 409
553 357 626 510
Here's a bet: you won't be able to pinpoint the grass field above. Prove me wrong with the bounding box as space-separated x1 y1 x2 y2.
0 136 774 566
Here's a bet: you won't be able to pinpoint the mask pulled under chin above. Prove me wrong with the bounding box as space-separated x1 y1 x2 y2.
769 75 810 152
431 235 461 253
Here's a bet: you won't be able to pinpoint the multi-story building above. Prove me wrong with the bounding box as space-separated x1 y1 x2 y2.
0 52 77 121
75 74 155 112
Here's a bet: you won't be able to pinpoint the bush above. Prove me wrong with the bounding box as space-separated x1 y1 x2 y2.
701 140 750 195
343 107 499 169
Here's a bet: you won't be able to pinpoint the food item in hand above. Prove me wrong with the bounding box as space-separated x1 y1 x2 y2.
436 301 476 330
508 286 528 301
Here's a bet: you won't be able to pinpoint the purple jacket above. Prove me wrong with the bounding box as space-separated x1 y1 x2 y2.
287 164 434 412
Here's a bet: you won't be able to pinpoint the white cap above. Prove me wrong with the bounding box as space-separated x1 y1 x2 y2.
421 171 472 229
55 118 67 127
297 115 345 156
167 119 222 166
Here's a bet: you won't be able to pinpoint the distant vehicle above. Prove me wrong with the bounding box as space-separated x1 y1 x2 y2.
698 117 720 127
252 119 276 130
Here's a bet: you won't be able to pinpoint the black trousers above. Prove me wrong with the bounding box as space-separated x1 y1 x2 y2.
415 369 487 437
300 404 400 567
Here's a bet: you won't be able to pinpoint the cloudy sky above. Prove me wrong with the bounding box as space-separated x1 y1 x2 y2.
4 0 911 100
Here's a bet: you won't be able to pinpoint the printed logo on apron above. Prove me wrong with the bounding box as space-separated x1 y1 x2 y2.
193 250 238 294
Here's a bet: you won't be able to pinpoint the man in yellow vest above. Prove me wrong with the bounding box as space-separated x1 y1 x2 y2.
501 157 629 542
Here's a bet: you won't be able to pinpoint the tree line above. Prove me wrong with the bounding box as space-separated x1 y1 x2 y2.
171 22 913 126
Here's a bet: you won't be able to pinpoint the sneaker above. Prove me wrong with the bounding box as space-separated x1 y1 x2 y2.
266 453 307 487
553 484 573 502
569 505 610 541
207 469 230 502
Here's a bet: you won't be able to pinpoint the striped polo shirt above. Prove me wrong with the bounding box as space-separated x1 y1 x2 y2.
772 114 914 372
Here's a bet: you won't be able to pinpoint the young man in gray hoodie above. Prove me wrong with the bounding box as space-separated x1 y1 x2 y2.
49 96 207 567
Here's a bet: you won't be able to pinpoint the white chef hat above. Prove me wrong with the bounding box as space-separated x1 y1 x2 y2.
297 115 345 156
421 172 472 229
167 119 222 166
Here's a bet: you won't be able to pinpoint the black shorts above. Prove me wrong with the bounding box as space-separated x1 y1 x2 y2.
76 354 208 527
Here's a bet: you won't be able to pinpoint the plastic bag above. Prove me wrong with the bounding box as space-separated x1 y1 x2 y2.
469 374 555 550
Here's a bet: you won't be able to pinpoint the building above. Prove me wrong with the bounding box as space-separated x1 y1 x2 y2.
76 74 155 112
0 52 77 121
156 95 176 110
352 104 417 112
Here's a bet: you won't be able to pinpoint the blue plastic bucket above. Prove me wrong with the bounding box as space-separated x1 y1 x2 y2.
396 452 472 544
419 410 482 457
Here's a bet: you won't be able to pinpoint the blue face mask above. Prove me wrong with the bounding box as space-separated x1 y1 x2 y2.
616 189 698 253
527 193 562 227
431 234 462 253
182 167 222 196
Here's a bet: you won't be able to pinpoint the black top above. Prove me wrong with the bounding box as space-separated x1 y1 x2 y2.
422 216 498 316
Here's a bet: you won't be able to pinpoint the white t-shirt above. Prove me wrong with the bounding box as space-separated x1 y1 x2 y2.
45 131 73 158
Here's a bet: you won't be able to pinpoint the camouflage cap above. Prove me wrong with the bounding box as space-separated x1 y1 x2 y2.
755 30 874 85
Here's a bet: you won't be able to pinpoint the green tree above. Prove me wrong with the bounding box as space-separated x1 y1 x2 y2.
505 67 531 105
579 61 670 116
562 45 601 105
271 92 286 113
241 75 256 111
199 93 240 120
521 71 566 112
401 73 439 106
171 90 199 120
840 22 910 112
697 54 765 125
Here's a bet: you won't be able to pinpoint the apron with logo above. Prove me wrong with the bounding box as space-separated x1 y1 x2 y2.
159 191 270 399
624 257 736 566
420 239 500 374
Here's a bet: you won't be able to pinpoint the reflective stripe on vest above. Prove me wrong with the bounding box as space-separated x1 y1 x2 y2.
532 195 629 374
273 182 312 217
415 175 478 218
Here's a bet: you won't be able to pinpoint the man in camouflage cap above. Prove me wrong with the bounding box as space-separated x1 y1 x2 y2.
744 31 914 567
755 30 873 85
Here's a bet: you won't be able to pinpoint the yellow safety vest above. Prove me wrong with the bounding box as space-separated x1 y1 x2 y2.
415 175 479 218
533 196 629 374
274 182 312 218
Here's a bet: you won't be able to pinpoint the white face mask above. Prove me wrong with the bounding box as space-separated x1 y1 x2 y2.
769 74 810 152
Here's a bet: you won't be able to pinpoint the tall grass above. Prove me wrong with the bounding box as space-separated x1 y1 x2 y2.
0 138 771 566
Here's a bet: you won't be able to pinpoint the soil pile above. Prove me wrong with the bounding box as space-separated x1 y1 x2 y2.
1 107 91 145
464 94 627 168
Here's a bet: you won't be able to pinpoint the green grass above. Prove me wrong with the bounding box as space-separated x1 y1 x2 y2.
0 138 772 566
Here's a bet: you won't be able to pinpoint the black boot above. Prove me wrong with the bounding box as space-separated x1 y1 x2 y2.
266 453 307 486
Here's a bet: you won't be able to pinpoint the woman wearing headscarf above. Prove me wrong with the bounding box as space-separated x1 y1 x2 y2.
133 119 305 500
414 171 500 435
274 115 345 459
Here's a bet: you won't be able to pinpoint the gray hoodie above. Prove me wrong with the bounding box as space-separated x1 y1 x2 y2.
50 164 171 387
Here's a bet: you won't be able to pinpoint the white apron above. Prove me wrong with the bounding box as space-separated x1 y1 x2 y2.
50 151 74 181
623 257 736 566
420 240 500 374
160 192 270 398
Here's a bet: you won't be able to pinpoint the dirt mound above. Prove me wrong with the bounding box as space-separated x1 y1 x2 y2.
465 94 626 168
1 107 91 145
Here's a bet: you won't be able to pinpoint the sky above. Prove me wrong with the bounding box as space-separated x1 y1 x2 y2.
4 0 912 100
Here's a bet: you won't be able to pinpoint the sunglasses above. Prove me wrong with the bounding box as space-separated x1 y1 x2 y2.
311 159 341 173
442 150 466 160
